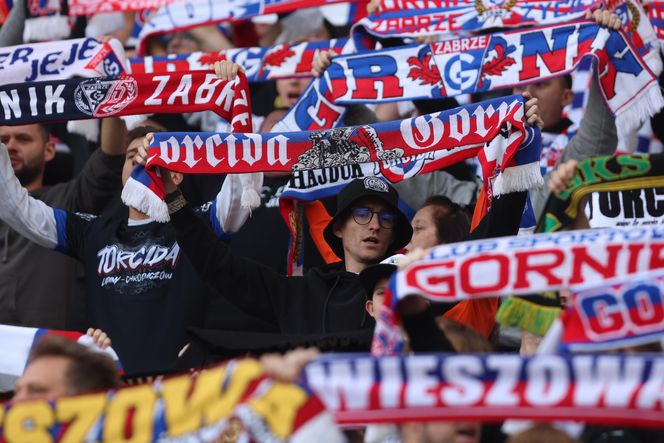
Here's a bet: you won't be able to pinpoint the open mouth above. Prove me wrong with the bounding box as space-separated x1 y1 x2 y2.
362 236 380 246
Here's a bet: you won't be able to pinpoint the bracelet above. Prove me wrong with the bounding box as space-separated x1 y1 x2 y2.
165 190 186 214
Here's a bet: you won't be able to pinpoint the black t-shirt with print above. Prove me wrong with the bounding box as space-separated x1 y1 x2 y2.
61 209 215 375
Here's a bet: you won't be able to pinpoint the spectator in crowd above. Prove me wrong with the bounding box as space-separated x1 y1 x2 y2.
0 119 126 330
148 169 412 337
12 335 121 402
0 119 262 374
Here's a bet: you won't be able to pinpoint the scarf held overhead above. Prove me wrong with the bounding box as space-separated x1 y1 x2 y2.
352 0 595 44
304 353 664 428
0 70 250 127
560 270 664 352
276 20 664 136
68 0 178 15
0 357 341 443
0 38 126 83
135 0 361 55
391 226 664 305
128 38 355 82
539 153 664 232
125 95 542 221
0 324 122 387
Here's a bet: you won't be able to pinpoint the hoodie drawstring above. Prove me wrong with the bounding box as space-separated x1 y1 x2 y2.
321 275 340 334
2 227 8 263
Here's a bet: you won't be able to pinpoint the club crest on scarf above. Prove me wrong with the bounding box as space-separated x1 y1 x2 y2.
292 126 404 171
74 77 138 117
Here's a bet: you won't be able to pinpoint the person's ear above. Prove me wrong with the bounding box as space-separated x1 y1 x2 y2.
365 299 374 317
170 172 184 186
561 88 574 107
43 139 56 163
333 217 345 239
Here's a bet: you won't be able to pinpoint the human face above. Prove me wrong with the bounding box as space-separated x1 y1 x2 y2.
513 78 573 131
13 356 72 402
366 276 390 318
276 77 309 108
122 137 144 186
165 32 200 54
423 422 481 443
410 205 440 250
334 198 395 272
0 125 54 189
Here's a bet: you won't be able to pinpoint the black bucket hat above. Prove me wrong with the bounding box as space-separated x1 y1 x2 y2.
359 254 405 298
323 177 412 259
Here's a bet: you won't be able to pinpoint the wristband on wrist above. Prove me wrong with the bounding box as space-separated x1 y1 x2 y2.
165 189 186 214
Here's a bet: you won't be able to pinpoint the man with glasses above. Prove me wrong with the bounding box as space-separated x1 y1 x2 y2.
161 175 412 349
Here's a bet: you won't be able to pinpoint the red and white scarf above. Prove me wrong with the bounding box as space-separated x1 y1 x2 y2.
135 0 361 55
304 353 664 428
276 20 664 137
128 38 355 82
123 95 540 221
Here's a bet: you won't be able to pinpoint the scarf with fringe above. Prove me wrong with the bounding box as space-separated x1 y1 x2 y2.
275 20 663 138
495 154 664 335
128 38 355 81
122 95 540 224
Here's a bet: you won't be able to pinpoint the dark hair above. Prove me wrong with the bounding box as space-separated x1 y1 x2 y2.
36 124 51 142
29 336 122 395
422 195 471 244
562 74 573 89
125 126 161 148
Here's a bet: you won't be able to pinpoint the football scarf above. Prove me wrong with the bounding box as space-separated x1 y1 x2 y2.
352 0 596 46
560 270 664 352
538 154 664 233
304 353 664 428
275 20 664 137
122 95 541 222
128 38 355 82
373 226 664 355
0 38 126 84
0 358 343 443
586 187 664 228
0 70 250 126
68 0 178 16
498 154 664 336
646 1 664 44
0 324 122 388
135 0 361 56
278 95 540 274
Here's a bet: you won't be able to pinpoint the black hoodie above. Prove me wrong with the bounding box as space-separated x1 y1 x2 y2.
171 203 375 336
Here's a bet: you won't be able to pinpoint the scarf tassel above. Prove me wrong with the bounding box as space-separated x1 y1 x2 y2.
23 15 71 42
122 175 170 223
492 161 544 196
495 295 561 337
616 81 664 137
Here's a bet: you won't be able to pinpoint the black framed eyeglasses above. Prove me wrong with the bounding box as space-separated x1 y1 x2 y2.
352 207 397 229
